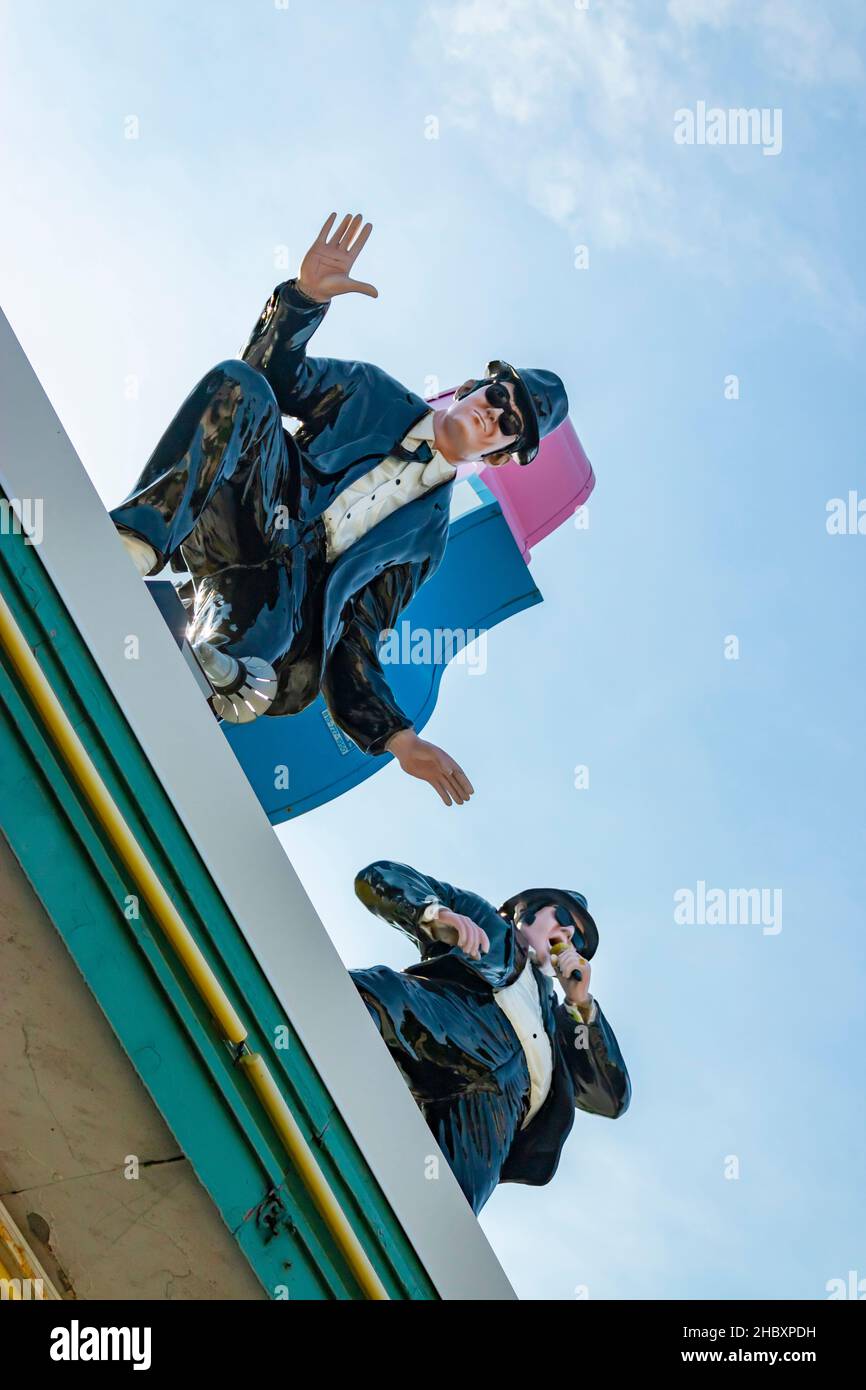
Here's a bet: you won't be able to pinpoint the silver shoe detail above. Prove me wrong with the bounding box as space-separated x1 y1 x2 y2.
192 640 239 688
192 642 278 724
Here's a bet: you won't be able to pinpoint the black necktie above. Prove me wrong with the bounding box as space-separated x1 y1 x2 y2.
391 438 434 465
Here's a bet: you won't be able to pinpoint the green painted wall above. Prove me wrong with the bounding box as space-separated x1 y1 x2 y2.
0 509 437 1300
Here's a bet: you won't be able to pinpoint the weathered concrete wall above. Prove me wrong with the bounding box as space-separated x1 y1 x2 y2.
0 831 265 1300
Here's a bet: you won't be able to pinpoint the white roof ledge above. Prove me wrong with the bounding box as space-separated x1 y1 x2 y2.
0 305 516 1302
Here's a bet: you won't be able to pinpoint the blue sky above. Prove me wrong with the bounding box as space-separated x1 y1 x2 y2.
2 0 864 1300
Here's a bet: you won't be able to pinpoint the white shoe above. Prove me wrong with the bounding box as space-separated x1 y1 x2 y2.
118 529 159 578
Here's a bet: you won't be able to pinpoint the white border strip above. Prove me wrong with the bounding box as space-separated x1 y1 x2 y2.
0 307 515 1302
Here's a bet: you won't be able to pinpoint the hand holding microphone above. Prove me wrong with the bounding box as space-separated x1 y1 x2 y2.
550 940 592 1008
551 940 582 981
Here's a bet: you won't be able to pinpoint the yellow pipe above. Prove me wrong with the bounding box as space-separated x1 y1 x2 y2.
0 586 389 1301
0 1247 22 1297
0 1202 58 1298
239 1052 388 1300
0 589 246 1046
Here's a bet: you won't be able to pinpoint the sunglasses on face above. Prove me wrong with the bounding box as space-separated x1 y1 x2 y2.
518 904 585 953
467 380 525 441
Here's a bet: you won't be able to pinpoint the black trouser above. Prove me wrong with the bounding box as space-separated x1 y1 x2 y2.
351 965 530 1214
110 358 330 715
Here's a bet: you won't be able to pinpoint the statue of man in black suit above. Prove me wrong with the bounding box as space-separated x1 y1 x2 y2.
351 860 631 1213
109 213 569 806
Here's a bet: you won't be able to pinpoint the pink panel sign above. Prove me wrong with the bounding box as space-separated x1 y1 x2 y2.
427 386 595 562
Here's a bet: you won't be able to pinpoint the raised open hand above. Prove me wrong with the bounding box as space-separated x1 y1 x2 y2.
297 212 378 303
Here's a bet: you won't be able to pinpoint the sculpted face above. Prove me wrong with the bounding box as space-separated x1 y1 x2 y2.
514 901 578 972
432 379 524 467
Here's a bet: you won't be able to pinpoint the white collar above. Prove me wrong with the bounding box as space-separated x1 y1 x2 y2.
404 409 437 446
404 409 456 488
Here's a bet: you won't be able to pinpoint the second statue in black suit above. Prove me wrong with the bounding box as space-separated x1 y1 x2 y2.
352 860 631 1214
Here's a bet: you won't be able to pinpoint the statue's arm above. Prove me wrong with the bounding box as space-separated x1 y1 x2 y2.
555 999 632 1119
354 860 513 979
321 563 421 756
240 278 346 417
353 860 490 954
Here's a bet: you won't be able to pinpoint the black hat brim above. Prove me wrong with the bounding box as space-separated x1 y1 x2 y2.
498 888 599 959
485 359 539 465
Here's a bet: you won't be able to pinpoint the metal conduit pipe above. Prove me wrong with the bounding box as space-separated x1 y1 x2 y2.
0 587 389 1301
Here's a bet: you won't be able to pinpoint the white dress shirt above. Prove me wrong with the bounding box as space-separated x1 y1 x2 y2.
493 960 555 1127
418 902 597 1129
321 409 456 561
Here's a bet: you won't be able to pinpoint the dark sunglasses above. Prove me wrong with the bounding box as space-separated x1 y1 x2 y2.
518 904 585 952
466 380 525 441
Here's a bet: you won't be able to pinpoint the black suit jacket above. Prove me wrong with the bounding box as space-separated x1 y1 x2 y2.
355 860 632 1188
240 280 455 754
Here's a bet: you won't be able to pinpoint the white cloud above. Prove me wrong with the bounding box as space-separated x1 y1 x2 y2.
417 0 864 323
670 0 865 86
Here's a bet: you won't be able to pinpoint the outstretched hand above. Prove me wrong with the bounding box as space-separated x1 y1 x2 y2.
297 212 378 303
385 729 474 807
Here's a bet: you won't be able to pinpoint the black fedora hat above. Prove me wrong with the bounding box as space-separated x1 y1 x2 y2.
485 359 569 466
498 887 599 959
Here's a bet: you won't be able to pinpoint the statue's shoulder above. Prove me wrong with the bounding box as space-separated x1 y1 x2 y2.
344 358 426 409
